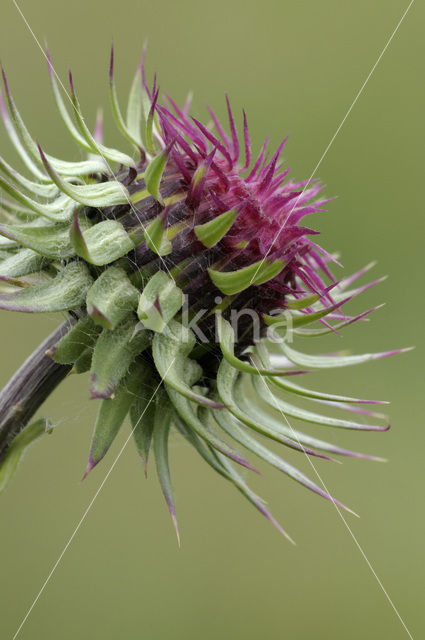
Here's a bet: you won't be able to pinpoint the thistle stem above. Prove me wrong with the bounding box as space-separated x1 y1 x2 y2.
0 318 76 462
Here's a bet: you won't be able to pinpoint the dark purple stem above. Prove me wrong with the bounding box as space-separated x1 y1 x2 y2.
0 318 76 462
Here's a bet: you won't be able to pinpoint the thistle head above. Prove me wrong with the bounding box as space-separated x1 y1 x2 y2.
0 48 406 541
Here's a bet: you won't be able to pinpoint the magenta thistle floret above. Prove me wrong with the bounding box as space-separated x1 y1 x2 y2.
0 48 407 541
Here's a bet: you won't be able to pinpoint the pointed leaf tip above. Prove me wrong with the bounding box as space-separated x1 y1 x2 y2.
152 320 226 410
143 212 172 256
0 261 93 313
137 271 183 331
209 259 285 295
194 208 238 248
109 45 114 81
81 455 95 481
153 391 181 543
86 266 139 330
144 139 176 205
71 213 135 265
88 360 148 470
90 316 150 399
0 418 52 493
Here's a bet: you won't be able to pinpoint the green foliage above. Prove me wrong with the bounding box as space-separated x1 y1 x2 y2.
90 316 151 399
86 267 139 330
0 261 93 312
194 209 238 248
0 418 52 493
48 316 101 364
137 271 183 332
208 259 285 295
143 214 172 256
86 360 147 473
70 216 135 265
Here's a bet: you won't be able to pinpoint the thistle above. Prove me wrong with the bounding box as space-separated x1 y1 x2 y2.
0 49 406 542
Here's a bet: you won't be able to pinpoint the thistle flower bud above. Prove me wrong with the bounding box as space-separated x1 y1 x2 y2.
0 49 407 541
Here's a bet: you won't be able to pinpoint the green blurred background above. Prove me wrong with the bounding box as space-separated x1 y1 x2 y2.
0 1 423 638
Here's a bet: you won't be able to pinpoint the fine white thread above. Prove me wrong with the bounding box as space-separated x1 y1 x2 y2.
251 360 414 640
9 0 177 283
249 0 415 284
11 358 175 640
